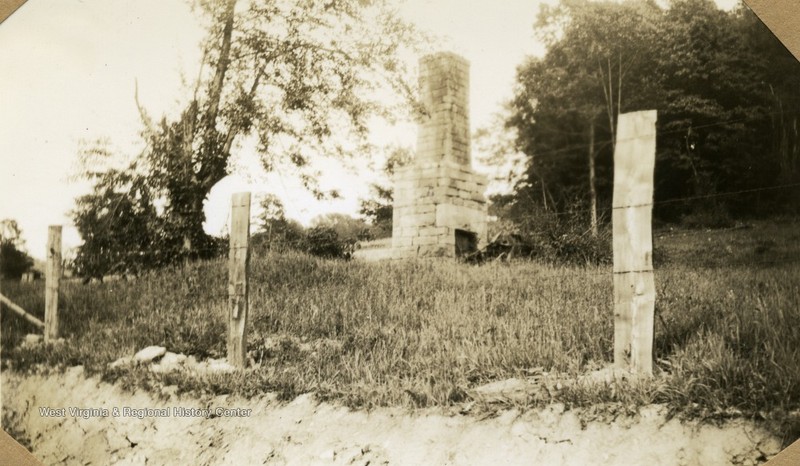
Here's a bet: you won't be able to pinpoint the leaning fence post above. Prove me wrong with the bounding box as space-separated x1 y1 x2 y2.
45 225 62 342
228 192 251 369
612 110 657 376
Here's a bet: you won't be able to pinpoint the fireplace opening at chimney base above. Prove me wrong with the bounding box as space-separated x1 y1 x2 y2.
454 229 478 257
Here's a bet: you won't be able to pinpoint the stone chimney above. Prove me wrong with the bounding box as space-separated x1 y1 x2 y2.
392 52 488 259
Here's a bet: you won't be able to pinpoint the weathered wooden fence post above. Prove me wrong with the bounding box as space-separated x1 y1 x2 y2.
612 110 657 376
45 225 62 342
228 192 251 369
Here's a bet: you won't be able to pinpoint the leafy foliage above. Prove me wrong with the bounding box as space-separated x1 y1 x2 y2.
251 194 306 254
504 0 800 232
490 201 612 265
311 213 371 244
71 0 420 277
357 146 413 238
359 184 394 238
0 220 34 280
70 142 164 280
304 225 345 259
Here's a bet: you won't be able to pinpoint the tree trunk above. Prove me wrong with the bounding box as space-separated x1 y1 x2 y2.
589 118 598 237
204 0 237 128
617 54 622 131
181 0 237 258
608 57 615 151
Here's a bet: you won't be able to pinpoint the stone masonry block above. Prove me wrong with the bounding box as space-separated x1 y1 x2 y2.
413 204 437 215
417 226 449 237
392 236 413 248
412 235 439 246
389 52 487 259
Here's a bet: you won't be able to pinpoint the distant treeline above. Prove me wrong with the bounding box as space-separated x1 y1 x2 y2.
498 0 800 227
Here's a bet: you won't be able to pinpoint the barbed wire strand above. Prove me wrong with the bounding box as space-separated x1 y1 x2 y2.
503 182 800 221
54 107 800 283
63 181 799 263
521 107 800 161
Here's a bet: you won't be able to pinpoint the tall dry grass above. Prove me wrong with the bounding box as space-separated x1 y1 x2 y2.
1 221 798 427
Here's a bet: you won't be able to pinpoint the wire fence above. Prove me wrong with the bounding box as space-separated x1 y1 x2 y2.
57 177 800 278
5 103 796 304
503 182 800 221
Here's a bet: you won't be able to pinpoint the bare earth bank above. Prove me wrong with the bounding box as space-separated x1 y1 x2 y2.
1 368 784 466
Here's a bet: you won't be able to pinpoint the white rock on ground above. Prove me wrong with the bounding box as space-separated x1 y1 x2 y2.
150 352 187 373
133 346 167 363
20 334 43 349
205 358 235 373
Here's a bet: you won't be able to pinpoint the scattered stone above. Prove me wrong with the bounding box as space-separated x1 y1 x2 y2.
133 346 167 363
112 348 240 375
17 334 64 349
150 352 187 373
459 401 475 415
757 436 783 458
206 358 235 373
20 334 42 349
163 351 187 365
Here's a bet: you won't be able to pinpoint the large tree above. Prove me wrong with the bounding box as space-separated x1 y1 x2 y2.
505 0 800 228
73 0 421 273
71 141 162 280
0 219 34 280
508 0 660 229
137 0 419 257
358 146 412 238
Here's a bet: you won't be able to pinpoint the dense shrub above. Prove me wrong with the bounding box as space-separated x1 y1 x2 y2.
0 242 33 280
492 210 612 266
304 226 345 259
251 218 306 255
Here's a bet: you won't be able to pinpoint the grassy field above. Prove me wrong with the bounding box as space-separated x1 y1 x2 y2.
2 220 799 437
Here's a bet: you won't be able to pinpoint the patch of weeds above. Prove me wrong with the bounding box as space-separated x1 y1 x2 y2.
5 342 84 374
274 378 303 402
1 222 798 440
774 414 800 449
114 366 162 395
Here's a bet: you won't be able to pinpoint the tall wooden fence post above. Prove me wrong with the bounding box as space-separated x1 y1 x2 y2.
612 110 657 376
228 192 251 369
45 225 62 342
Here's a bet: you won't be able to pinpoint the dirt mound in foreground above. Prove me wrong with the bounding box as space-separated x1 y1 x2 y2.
1 367 783 465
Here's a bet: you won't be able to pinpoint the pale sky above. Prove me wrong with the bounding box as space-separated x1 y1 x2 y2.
0 0 739 259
